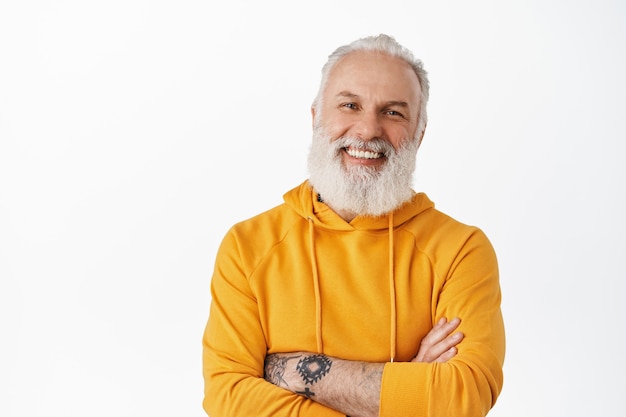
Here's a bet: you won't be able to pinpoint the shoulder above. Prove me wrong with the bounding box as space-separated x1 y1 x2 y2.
217 202 303 265
231 202 300 238
403 203 495 259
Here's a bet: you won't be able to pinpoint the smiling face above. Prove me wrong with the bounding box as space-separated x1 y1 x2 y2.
312 51 424 171
307 51 424 220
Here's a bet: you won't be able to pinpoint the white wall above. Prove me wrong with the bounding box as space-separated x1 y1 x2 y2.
1 1 624 416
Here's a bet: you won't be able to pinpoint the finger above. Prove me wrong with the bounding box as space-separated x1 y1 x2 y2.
412 317 464 363
421 317 461 347
412 333 462 363
434 346 458 363
423 331 464 362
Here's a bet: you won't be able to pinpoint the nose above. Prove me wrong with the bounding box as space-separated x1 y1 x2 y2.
354 110 383 141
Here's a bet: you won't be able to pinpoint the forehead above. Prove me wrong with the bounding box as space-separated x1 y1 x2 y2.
324 51 422 104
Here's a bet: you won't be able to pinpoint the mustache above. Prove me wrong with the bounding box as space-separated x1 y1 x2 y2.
331 136 395 156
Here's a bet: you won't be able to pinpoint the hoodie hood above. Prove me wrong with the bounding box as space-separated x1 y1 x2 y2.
284 180 435 230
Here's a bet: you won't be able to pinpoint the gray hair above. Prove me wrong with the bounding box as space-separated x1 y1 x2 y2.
312 34 430 140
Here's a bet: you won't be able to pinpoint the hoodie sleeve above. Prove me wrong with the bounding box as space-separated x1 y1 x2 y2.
202 228 344 417
379 228 505 417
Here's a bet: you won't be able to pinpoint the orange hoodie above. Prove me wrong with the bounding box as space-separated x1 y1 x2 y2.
202 181 505 417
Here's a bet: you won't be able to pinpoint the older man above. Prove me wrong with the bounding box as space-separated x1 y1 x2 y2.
202 34 505 417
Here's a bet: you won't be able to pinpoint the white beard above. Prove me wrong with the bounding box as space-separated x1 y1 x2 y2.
307 127 419 217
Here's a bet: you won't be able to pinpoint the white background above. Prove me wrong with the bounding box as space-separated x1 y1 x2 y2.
1 1 625 416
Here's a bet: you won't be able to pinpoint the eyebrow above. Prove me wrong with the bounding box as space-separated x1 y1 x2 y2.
384 100 410 108
336 91 359 99
335 91 410 108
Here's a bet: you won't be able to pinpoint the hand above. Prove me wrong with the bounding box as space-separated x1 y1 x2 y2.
412 317 464 363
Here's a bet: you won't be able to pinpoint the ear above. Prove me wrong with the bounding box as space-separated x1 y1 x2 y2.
417 122 427 147
311 106 317 128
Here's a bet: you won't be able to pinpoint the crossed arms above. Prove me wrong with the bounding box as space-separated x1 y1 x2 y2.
263 317 464 417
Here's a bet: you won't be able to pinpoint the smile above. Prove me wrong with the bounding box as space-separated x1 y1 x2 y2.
344 147 384 159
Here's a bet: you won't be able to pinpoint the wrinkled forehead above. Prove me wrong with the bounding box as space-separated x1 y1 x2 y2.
323 51 422 106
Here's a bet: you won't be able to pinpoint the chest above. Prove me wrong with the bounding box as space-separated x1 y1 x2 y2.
251 229 440 361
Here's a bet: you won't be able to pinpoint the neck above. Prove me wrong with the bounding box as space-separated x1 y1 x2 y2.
317 193 357 222
333 207 357 223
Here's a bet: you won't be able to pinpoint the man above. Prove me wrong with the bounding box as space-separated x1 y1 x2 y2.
202 34 505 417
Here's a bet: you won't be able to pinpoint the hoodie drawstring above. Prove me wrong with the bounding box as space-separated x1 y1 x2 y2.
307 214 397 362
388 212 397 362
308 217 323 353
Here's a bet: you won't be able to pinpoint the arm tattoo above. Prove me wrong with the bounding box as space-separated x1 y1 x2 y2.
296 354 332 384
264 354 301 388
296 386 316 399
265 353 333 401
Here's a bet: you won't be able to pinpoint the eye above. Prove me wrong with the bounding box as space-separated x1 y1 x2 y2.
342 102 358 110
385 109 405 118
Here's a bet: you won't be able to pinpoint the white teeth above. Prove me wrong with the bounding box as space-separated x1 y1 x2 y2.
346 148 383 159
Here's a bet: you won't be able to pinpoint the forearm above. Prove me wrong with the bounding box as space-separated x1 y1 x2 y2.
265 353 383 417
264 318 464 416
